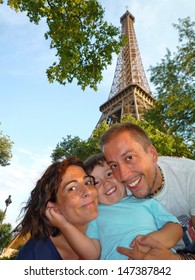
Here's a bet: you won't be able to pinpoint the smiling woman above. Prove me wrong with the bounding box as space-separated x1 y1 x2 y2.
15 156 98 260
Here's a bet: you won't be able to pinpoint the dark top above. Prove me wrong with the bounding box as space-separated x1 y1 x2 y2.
15 237 62 260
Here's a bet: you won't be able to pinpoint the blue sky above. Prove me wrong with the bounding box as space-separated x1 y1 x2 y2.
0 0 194 229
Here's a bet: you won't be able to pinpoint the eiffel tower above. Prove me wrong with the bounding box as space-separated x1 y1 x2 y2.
97 10 155 125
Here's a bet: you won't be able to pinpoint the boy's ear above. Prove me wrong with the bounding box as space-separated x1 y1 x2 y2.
148 144 158 162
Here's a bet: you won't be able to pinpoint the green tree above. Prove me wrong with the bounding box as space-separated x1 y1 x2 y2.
51 135 100 161
122 115 194 159
0 210 12 253
3 0 123 90
51 117 193 162
0 124 14 166
145 17 195 153
51 121 109 161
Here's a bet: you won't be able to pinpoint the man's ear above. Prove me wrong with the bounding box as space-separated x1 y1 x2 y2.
148 144 158 162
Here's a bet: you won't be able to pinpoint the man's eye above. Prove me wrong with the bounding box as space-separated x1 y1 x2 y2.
126 155 133 161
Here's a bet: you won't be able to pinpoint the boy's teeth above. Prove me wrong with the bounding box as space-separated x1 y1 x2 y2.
106 187 115 195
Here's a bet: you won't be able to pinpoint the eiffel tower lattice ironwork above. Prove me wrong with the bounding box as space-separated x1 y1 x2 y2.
97 10 155 125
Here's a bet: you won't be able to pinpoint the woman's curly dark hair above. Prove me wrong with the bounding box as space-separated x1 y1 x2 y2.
18 156 85 239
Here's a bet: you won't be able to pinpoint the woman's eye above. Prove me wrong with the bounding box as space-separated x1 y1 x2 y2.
67 186 77 192
86 178 95 186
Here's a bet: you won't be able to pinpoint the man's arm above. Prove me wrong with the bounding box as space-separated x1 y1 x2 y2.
146 222 183 248
117 235 195 260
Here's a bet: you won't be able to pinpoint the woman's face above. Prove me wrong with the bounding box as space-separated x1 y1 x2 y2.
55 165 98 228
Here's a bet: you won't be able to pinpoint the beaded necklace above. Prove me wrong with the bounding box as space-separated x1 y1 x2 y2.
145 166 165 199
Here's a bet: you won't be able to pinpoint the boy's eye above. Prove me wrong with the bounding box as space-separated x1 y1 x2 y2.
110 164 117 170
94 180 100 187
107 171 113 177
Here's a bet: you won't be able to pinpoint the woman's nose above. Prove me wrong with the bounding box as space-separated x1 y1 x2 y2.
81 184 91 198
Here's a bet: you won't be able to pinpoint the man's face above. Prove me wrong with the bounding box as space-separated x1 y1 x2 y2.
103 131 158 198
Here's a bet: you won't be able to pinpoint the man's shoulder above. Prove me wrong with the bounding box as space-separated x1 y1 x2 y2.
158 156 195 167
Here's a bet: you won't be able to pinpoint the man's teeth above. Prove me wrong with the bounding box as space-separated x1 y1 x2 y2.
128 178 140 187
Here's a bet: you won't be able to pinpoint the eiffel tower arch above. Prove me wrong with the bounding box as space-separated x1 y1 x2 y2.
97 10 155 125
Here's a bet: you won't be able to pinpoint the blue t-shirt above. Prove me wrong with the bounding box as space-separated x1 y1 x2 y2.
15 237 62 260
86 196 179 260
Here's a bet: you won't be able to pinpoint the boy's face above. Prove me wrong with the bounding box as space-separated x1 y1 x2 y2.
90 161 127 205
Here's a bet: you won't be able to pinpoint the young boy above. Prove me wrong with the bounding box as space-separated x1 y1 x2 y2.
46 154 183 260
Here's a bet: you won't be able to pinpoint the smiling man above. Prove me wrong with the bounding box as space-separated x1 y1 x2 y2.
99 122 195 257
